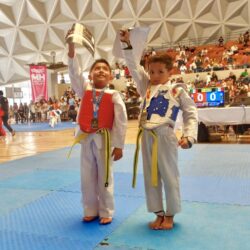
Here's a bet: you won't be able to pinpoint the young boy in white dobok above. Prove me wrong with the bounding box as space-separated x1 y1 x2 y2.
67 39 127 225
116 29 198 230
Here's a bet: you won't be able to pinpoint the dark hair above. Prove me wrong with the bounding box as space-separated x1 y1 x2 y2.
90 59 111 73
148 54 173 71
0 90 3 96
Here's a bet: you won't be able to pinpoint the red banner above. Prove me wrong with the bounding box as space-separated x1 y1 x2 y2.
30 65 48 102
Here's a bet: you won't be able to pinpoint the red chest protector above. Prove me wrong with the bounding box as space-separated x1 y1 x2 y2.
78 88 114 133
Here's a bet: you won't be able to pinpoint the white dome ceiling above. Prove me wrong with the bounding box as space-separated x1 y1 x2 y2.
0 0 250 86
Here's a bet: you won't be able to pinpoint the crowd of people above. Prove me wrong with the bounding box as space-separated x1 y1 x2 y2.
137 33 250 105
173 69 250 105
140 31 250 75
6 88 79 125
0 87 83 136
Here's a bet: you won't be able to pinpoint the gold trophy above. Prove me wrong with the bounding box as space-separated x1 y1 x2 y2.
66 23 95 57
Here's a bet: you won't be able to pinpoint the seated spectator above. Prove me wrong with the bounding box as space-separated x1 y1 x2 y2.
240 69 249 78
189 46 196 54
203 63 212 72
222 50 229 60
59 97 68 121
203 55 210 63
180 64 187 74
238 34 244 44
212 60 224 71
201 48 208 57
179 48 186 57
211 72 218 82
194 74 200 84
228 72 237 83
227 56 234 66
206 72 212 86
238 83 248 96
151 48 156 56
195 58 203 72
226 49 234 57
177 56 185 68
230 45 238 54
189 61 197 72
177 76 184 83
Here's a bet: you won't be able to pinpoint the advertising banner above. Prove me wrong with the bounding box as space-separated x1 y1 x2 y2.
30 65 48 102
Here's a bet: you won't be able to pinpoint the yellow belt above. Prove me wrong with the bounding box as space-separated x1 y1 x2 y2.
133 127 158 188
67 128 111 187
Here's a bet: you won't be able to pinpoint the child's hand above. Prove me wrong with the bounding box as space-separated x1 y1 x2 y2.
111 147 123 161
119 29 130 43
178 137 192 149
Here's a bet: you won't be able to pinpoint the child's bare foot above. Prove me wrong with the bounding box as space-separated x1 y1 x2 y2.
160 216 174 230
82 216 98 222
148 215 164 230
99 217 112 225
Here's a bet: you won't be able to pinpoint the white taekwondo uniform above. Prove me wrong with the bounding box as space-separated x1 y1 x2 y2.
122 49 198 216
68 56 127 218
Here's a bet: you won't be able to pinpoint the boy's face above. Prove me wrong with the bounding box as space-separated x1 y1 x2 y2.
148 62 170 85
89 62 113 89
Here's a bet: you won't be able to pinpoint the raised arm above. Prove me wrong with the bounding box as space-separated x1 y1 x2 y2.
118 29 149 98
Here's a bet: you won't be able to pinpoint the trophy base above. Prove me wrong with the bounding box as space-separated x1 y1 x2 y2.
66 23 95 57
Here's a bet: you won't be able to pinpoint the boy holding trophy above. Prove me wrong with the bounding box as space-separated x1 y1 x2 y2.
66 25 127 225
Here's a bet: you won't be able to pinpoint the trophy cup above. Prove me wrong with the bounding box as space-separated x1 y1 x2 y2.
66 23 95 57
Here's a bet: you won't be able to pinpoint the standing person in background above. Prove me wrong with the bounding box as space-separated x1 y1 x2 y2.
66 30 127 225
0 90 15 136
13 102 19 124
238 34 244 44
0 103 6 136
29 101 36 123
243 31 249 47
18 102 25 123
8 105 14 123
35 102 42 123
117 29 198 230
23 103 29 123
218 36 224 47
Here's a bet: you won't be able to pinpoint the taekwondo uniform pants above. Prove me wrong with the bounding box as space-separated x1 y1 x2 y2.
80 133 114 218
141 125 181 216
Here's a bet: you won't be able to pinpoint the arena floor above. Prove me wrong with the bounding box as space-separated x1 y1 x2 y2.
0 121 249 250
